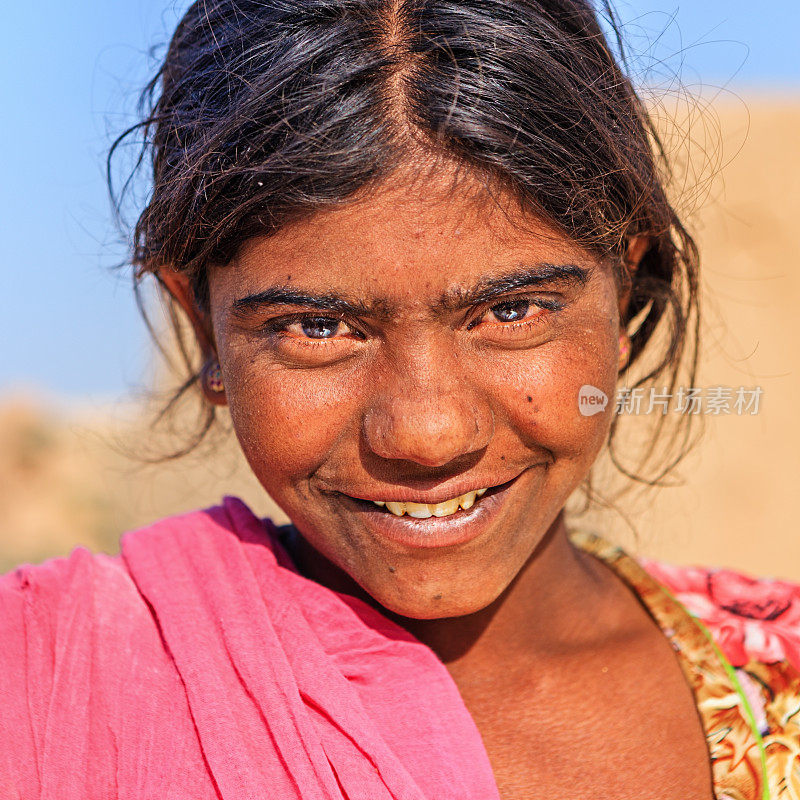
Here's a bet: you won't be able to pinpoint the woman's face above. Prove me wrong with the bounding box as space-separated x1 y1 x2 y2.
174 172 631 619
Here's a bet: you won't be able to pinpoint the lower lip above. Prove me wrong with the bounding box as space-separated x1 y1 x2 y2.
338 474 528 550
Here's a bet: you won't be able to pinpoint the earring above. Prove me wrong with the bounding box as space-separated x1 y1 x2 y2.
202 360 225 397
618 333 631 369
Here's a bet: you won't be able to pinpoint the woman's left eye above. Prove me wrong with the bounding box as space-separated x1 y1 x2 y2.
468 296 562 331
489 298 533 323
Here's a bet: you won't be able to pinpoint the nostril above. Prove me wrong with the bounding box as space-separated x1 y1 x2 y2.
363 407 491 466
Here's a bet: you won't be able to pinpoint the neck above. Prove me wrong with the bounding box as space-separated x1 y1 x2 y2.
386 511 623 671
280 510 628 674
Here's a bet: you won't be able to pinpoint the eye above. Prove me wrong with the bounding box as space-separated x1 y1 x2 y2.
463 293 567 349
490 298 531 323
467 294 563 332
297 316 345 339
263 314 360 341
257 313 365 365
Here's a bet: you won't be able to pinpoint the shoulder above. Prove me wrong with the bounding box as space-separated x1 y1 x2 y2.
0 496 277 632
0 548 144 758
0 496 265 615
0 545 134 620
639 557 800 785
0 546 153 690
0 502 251 714
0 511 240 792
637 555 800 672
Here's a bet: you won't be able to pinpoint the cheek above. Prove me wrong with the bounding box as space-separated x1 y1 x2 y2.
484 328 619 459
222 353 365 490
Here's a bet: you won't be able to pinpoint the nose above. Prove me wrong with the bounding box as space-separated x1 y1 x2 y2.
362 347 494 467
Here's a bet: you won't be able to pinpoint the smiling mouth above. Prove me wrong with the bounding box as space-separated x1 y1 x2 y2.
333 471 536 549
370 489 487 518
343 479 514 520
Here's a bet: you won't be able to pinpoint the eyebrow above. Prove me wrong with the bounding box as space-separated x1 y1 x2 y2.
231 262 591 320
440 262 591 310
232 288 393 320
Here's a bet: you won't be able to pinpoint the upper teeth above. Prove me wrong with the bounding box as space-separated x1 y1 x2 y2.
373 488 487 518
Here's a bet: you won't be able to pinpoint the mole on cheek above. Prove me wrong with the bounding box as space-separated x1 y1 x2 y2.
388 566 396 573
433 594 443 601
526 395 533 403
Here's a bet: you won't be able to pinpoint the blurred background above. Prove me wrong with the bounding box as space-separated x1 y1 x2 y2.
1 1 798 576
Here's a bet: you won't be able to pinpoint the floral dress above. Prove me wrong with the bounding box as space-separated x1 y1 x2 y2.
571 532 800 800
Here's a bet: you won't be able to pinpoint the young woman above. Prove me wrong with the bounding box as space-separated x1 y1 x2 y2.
2 1 798 798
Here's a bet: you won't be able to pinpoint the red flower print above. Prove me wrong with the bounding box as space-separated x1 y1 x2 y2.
707 571 794 621
638 558 800 671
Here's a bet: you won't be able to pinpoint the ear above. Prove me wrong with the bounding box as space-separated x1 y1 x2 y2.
157 269 216 357
617 234 651 324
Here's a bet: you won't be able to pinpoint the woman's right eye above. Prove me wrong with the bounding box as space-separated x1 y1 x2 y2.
262 314 355 340
257 314 366 365
295 316 346 339
261 314 367 350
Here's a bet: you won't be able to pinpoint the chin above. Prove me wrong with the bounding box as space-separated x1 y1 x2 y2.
366 579 504 621
395 603 489 621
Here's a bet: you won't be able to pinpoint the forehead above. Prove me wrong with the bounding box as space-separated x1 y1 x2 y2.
213 169 602 304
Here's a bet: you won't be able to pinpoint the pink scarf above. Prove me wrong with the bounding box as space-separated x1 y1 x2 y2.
0 496 500 799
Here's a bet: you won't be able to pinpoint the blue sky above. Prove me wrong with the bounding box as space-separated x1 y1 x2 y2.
3 0 798 402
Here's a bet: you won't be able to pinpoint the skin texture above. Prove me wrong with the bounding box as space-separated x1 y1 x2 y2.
161 169 714 799
166 171 628 617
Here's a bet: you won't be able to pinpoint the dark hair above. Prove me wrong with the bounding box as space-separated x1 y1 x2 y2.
110 0 700 488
